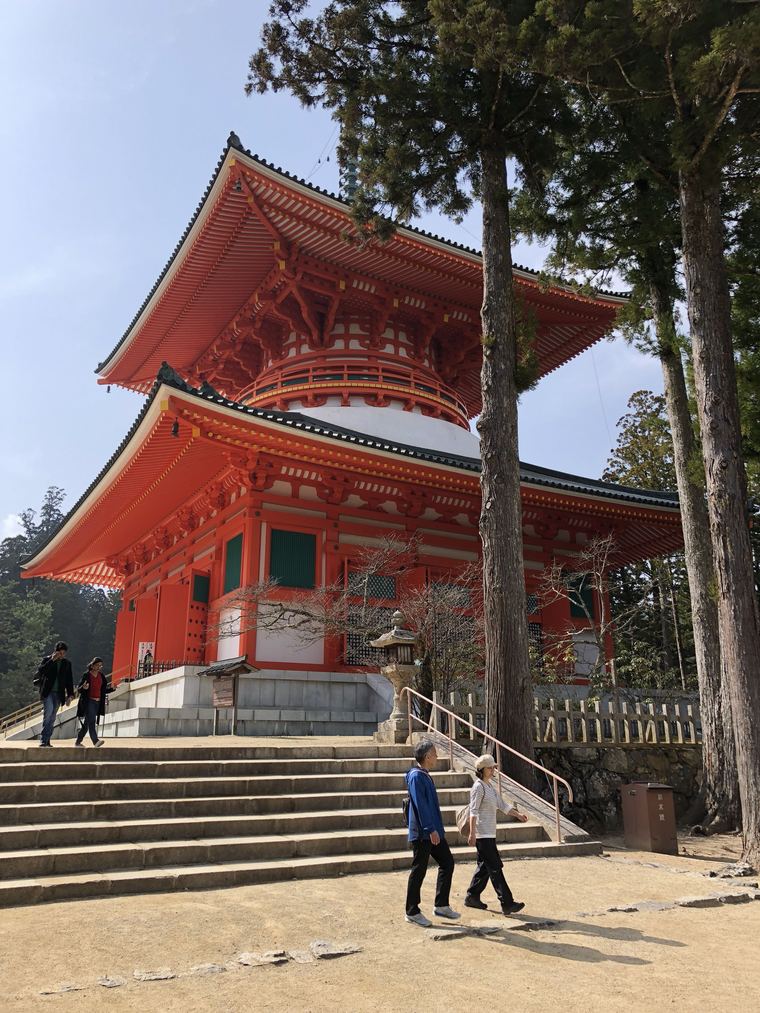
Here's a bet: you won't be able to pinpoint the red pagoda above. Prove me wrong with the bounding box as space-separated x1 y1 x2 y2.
23 134 682 708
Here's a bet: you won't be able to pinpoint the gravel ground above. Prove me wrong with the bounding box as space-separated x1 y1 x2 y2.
1 833 757 1012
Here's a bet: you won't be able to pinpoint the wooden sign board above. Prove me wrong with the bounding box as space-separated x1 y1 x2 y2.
212 676 235 708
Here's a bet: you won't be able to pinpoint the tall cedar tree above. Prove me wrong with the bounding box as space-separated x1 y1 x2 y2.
512 95 740 831
603 393 693 693
517 0 760 867
247 1 570 778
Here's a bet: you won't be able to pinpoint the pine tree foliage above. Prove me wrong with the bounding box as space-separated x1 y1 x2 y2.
603 392 694 692
246 0 577 772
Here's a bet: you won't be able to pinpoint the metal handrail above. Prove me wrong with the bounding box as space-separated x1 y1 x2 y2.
0 699 43 736
401 685 574 844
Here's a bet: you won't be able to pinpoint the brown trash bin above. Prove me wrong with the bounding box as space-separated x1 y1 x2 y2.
621 782 678 854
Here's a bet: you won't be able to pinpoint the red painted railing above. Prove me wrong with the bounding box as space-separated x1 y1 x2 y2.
238 356 469 425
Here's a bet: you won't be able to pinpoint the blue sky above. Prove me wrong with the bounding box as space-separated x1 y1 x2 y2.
0 0 664 538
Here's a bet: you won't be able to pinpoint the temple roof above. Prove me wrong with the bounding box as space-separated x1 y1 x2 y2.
95 134 626 416
22 366 681 588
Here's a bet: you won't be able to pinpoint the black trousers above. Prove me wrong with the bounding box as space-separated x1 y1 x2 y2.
466 838 514 908
75 699 99 745
406 837 455 915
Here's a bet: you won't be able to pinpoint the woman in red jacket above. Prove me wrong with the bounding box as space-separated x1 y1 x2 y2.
74 658 110 747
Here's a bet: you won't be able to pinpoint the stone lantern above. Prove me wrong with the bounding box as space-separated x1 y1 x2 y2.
370 609 418 743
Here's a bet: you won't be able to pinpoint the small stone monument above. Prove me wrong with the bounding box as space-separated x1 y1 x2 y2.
370 609 418 743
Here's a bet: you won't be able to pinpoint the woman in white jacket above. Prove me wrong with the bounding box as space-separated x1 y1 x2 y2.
464 753 527 915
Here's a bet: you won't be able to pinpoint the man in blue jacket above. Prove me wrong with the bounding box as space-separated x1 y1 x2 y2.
405 738 460 926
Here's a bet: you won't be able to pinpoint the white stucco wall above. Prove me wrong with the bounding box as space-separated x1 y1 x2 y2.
294 406 480 458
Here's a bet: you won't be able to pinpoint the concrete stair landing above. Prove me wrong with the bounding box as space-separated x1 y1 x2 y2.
0 740 600 907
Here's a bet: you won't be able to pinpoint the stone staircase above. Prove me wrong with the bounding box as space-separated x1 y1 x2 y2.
0 741 600 907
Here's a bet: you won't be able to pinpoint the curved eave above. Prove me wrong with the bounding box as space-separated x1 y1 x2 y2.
24 373 680 587
95 138 627 396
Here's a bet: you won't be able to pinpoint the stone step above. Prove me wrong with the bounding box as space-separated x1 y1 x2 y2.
0 755 438 783
0 822 547 880
0 839 602 908
0 787 472 826
0 770 470 804
0 805 536 851
0 743 415 763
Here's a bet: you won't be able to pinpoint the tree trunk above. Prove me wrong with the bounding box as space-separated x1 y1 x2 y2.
652 283 740 832
679 169 760 862
477 145 534 784
655 565 673 674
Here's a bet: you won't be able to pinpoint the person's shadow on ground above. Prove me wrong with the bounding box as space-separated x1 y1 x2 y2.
465 915 687 965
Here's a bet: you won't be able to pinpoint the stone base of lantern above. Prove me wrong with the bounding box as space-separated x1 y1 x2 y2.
374 714 411 744
372 661 417 744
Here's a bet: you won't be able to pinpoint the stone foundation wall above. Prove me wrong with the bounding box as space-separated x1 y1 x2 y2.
536 745 703 834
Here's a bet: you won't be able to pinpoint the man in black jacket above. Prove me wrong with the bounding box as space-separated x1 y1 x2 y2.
35 641 74 747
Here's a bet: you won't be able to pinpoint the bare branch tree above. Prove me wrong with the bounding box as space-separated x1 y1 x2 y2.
205 535 483 695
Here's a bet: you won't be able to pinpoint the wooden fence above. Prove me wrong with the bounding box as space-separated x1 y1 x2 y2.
431 690 702 747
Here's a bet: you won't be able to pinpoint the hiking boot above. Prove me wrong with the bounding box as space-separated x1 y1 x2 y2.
502 901 525 915
434 906 461 920
464 896 487 910
404 911 432 927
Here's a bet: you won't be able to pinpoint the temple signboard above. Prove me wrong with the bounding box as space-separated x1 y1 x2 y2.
212 676 235 708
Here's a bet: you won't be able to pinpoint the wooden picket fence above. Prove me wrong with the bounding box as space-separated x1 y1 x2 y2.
431 689 702 748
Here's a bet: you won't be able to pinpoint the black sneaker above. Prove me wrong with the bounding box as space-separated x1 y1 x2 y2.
502 901 525 915
464 896 487 910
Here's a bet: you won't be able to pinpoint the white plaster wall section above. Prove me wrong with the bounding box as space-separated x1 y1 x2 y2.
418 526 479 544
339 532 407 547
217 607 242 661
269 480 292 497
418 543 478 561
294 405 480 457
255 603 325 665
338 515 404 530
263 501 327 518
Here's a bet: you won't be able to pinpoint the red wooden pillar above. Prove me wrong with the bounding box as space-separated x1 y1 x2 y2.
239 506 261 662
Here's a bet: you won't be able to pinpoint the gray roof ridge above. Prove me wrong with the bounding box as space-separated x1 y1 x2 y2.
24 365 678 572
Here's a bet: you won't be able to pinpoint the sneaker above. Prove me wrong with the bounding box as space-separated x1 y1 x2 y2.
464 896 487 910
434 906 461 920
74 741 84 748
404 911 432 928
94 739 105 748
502 901 525 916
38 742 51 748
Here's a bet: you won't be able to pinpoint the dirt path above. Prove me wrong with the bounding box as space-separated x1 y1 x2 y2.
1 834 756 1012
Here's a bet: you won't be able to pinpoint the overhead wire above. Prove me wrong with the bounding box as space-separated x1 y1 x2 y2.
305 122 341 181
